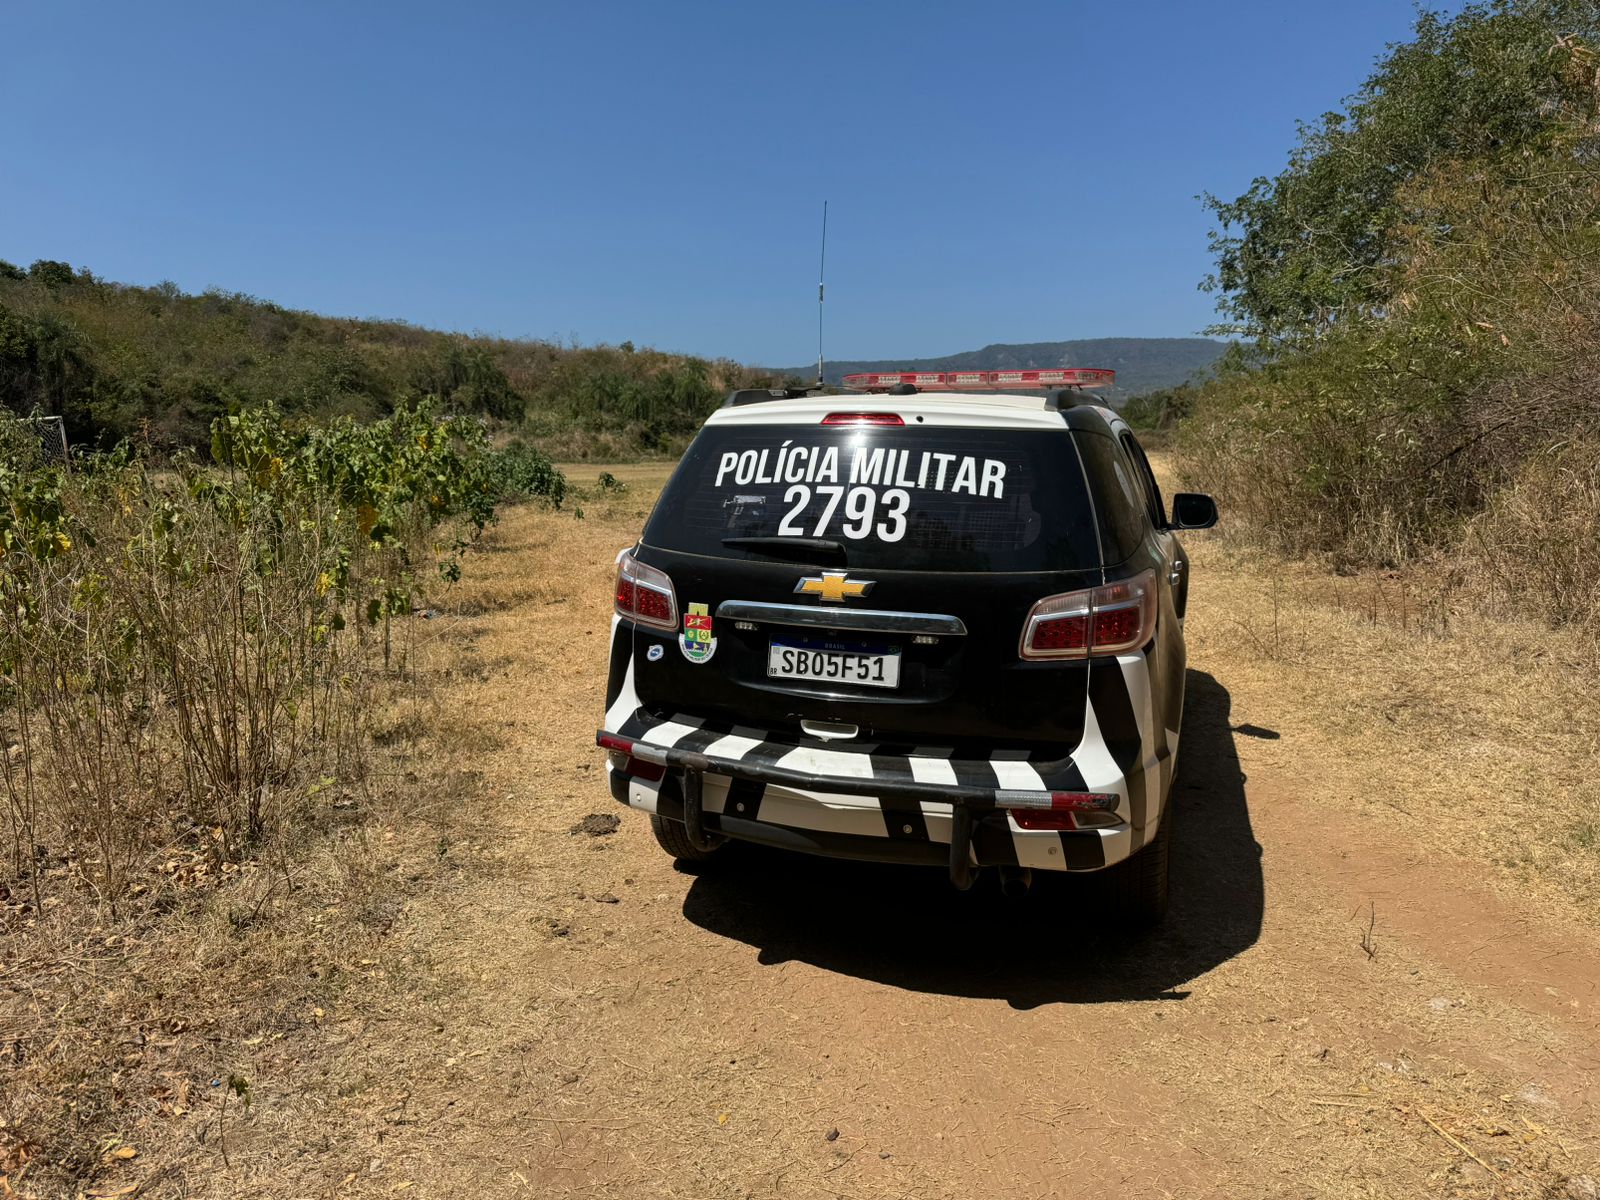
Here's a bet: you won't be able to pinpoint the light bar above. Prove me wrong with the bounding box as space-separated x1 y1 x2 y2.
841 368 1115 393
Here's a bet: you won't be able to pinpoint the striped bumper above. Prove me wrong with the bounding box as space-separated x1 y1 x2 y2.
602 621 1177 876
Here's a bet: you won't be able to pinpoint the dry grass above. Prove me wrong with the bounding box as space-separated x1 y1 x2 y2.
1462 436 1600 644
530 423 690 463
1157 444 1600 924
0 570 501 1197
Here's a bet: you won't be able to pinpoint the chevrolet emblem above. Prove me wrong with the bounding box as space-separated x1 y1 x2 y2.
795 571 874 604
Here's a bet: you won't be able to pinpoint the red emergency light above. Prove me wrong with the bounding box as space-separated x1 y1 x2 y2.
841 368 1115 393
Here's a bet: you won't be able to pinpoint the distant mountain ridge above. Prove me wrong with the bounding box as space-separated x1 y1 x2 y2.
770 337 1228 400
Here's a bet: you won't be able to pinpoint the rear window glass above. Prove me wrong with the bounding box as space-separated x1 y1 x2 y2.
641 423 1104 572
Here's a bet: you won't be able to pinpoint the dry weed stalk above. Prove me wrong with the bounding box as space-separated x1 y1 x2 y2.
0 403 515 910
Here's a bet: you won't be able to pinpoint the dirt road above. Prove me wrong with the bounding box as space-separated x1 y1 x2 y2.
283 462 1600 1199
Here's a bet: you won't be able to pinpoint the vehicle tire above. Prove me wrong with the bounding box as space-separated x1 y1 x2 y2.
1105 806 1170 926
650 813 724 866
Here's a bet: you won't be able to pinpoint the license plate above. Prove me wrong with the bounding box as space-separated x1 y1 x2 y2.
767 637 901 689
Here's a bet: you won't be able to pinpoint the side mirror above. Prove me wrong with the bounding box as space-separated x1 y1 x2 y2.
1169 493 1218 531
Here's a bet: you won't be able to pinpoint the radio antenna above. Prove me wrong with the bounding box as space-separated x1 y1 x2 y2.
816 200 828 389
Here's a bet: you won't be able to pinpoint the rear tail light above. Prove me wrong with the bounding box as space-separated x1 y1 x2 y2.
999 789 1122 831
1011 808 1078 831
1009 808 1123 831
596 732 667 781
614 550 678 632
995 789 1120 811
1019 569 1157 660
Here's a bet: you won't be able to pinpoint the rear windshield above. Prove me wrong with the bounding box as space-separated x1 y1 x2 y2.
641 423 1103 572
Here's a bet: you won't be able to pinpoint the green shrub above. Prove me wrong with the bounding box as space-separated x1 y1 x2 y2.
1121 384 1198 433
0 402 549 904
492 438 568 507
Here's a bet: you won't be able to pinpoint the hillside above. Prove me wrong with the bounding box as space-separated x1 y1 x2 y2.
0 259 779 456
771 336 1228 399
1 260 1230 456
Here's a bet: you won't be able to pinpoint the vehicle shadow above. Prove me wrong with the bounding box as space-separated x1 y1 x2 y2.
679 669 1264 1009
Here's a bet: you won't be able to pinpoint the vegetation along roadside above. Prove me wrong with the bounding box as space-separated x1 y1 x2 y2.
0 404 565 1193
1151 1 1600 650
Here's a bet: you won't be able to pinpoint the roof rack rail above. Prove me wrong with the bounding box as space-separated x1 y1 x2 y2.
722 386 822 408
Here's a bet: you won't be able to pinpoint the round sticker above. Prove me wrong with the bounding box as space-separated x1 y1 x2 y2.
647 644 664 662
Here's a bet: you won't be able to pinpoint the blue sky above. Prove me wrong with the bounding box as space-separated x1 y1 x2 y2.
3 1 1446 365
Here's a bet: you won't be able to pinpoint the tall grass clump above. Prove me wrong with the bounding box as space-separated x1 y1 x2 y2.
0 402 562 910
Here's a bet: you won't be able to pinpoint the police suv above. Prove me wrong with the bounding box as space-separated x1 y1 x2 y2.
598 369 1217 922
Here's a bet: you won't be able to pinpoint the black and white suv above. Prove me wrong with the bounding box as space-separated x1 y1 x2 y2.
597 370 1217 922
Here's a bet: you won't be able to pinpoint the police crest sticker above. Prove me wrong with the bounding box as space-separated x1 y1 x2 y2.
680 602 716 664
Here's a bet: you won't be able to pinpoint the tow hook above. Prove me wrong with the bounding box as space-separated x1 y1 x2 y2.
998 865 1033 898
678 753 720 853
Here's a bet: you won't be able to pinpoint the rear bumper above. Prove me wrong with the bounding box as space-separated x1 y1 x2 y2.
600 618 1177 883
599 722 1165 882
616 761 1116 875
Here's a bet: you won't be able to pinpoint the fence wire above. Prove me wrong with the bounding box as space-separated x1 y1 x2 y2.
21 415 69 466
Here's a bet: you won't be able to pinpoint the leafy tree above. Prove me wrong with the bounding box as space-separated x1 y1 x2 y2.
1203 0 1600 345
410 341 524 420
27 260 77 288
0 302 96 428
1120 384 1198 432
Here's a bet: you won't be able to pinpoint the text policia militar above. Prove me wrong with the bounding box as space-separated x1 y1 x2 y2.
713 442 1006 499
712 441 1011 543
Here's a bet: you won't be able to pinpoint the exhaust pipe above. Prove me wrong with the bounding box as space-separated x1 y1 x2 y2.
998 865 1033 899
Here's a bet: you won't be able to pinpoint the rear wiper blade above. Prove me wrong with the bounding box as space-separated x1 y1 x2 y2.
721 536 847 563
